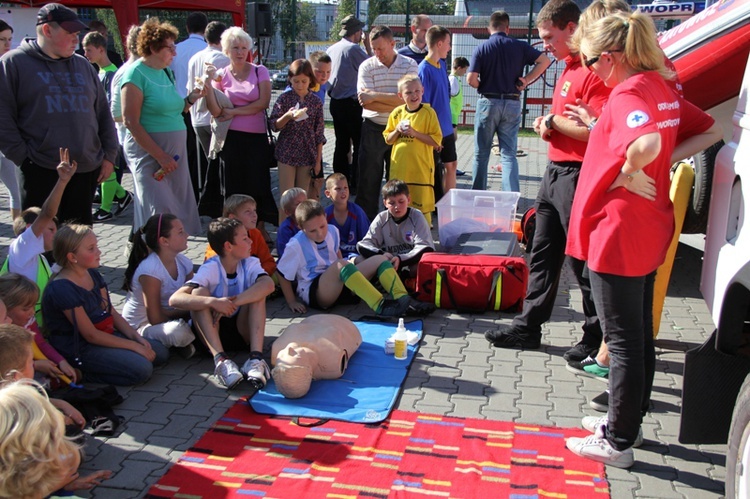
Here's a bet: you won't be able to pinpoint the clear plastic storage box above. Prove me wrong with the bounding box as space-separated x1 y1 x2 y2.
436 189 521 250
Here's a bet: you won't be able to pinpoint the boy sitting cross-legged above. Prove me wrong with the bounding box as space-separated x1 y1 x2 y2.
277 200 435 316
170 218 275 390
358 179 435 281
324 173 370 263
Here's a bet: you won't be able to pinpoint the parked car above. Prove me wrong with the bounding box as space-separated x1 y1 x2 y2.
271 66 289 90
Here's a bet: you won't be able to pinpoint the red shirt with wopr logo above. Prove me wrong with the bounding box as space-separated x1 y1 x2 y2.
566 71 714 276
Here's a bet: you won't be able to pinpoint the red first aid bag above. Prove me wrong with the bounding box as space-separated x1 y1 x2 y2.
416 253 528 312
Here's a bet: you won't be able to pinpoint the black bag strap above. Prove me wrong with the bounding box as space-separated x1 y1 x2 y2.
255 66 274 141
292 417 330 427
436 268 484 313
436 267 507 313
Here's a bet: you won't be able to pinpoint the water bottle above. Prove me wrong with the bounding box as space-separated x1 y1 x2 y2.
394 318 408 360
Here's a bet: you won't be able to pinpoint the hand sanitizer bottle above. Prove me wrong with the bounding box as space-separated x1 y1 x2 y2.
394 318 408 360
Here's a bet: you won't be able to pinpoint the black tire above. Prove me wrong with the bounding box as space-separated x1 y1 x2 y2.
682 140 724 234
727 373 750 498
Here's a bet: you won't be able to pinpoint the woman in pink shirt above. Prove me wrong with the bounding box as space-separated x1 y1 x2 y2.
205 27 278 241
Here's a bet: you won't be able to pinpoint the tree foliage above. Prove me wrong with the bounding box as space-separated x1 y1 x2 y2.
367 0 457 26
330 0 356 40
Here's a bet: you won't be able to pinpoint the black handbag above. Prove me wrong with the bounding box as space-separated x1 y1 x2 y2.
256 66 278 169
265 108 278 169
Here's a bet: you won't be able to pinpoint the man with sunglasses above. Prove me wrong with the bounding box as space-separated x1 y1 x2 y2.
0 3 118 226
485 0 611 360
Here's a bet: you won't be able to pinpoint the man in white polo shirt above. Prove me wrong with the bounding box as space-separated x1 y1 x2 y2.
355 25 418 220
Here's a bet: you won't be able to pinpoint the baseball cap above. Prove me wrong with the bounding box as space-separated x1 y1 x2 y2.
339 15 365 37
36 3 89 33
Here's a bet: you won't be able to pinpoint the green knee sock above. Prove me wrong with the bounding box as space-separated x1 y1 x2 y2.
377 260 408 299
340 263 384 312
100 171 126 212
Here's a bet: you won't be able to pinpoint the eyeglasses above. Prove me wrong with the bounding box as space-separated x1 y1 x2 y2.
160 44 177 53
584 49 623 68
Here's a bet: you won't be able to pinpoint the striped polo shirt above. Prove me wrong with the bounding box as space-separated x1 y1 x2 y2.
357 54 419 125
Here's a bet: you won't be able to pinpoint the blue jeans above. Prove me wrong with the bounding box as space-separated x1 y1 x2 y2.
471 97 522 192
50 332 170 386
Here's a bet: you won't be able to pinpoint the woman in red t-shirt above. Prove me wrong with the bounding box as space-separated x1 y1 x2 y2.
564 12 722 468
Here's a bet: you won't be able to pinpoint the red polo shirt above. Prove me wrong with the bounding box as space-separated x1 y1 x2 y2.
548 55 611 163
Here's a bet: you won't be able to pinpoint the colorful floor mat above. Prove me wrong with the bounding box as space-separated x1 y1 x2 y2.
250 319 423 424
147 405 609 498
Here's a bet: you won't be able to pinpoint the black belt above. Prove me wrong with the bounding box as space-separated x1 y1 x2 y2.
481 93 520 100
549 160 583 169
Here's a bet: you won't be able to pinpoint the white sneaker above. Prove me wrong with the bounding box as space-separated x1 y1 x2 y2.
581 414 644 448
566 425 635 469
242 357 270 389
214 359 243 389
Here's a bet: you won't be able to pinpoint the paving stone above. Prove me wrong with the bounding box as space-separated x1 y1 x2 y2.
132 401 182 424
515 404 553 426
91 458 170 493
151 414 207 438
414 400 455 414
420 377 458 394
548 415 587 429
455 363 492 381
117 389 164 411
106 421 161 446
449 393 489 414
174 395 227 417
130 436 190 461
149 383 201 404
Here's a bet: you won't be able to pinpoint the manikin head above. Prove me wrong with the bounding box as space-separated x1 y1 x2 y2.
272 346 317 398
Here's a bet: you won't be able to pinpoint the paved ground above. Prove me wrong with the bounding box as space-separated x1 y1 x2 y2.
0 131 726 498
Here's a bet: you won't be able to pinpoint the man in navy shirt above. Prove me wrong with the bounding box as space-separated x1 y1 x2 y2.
467 11 550 192
398 14 432 65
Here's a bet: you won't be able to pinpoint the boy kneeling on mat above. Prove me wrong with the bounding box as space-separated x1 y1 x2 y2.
170 218 275 390
277 200 435 317
271 315 361 398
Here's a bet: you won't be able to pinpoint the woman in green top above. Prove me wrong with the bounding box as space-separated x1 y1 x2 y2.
121 18 202 235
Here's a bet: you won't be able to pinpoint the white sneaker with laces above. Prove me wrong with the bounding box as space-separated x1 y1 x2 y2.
566 425 635 469
242 357 270 389
581 414 644 448
215 358 243 389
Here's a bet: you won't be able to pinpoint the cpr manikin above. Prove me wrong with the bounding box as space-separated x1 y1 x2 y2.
271 315 362 398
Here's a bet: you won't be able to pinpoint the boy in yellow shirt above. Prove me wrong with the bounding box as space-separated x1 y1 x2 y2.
384 75 442 224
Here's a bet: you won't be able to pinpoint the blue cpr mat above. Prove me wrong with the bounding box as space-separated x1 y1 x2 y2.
249 319 423 424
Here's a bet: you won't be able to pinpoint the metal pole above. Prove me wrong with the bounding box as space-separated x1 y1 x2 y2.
405 0 411 44
522 0 536 128
291 0 297 58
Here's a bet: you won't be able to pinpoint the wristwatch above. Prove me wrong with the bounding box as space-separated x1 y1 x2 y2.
544 114 555 131
587 118 598 131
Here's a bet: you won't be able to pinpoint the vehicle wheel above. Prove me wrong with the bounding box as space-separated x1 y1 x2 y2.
682 140 724 234
727 373 750 498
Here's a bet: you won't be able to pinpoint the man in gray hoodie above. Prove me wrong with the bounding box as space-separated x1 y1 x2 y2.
0 4 118 226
